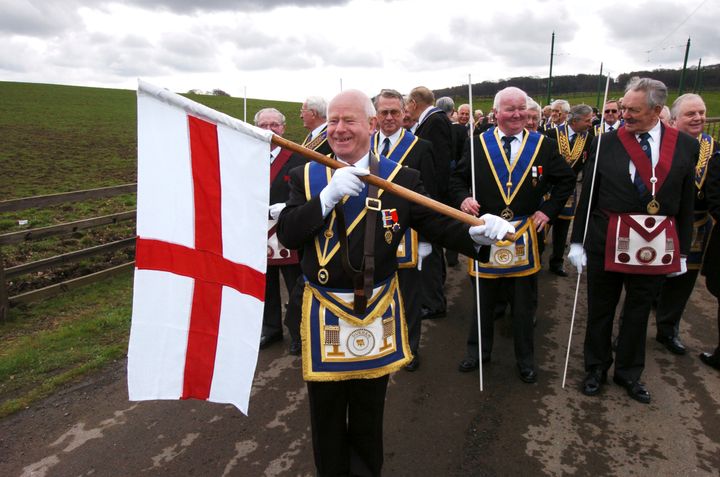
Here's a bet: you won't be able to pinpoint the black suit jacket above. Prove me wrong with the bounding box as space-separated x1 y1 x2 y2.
544 126 596 175
277 158 486 289
449 130 575 221
374 131 437 199
270 150 307 205
415 110 453 202
451 123 470 164
702 151 720 281
571 125 698 256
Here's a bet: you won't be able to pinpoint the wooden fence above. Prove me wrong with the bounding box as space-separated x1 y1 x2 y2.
0 184 137 321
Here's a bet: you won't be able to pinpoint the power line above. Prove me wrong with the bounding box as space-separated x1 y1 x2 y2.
645 0 708 58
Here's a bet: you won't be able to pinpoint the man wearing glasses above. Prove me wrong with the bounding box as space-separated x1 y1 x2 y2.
595 99 622 135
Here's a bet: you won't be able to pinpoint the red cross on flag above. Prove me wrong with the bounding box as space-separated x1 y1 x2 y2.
128 81 272 414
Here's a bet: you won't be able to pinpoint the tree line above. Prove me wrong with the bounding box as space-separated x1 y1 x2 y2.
434 63 720 100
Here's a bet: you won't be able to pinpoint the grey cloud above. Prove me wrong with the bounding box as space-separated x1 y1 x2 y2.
119 0 351 14
0 0 81 36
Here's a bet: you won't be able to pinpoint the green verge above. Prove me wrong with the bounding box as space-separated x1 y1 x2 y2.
0 271 133 417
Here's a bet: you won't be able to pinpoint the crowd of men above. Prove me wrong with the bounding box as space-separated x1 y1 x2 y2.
252 79 719 476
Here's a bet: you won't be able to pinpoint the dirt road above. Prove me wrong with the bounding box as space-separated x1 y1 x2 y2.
1 263 719 476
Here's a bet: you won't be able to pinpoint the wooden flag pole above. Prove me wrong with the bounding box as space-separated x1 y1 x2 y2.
271 134 516 241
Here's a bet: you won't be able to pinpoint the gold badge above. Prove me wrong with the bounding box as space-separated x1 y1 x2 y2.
318 268 329 284
385 230 393 244
500 207 514 220
647 199 660 215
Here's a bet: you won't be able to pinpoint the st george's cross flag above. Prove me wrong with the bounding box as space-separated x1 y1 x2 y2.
128 80 272 414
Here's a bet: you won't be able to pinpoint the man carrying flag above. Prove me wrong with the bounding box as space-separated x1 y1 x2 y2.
277 89 514 476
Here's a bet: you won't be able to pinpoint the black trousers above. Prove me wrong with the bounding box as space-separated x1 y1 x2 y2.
283 274 305 342
398 267 423 355
655 268 700 338
262 264 302 337
706 274 720 350
550 218 570 270
420 244 446 314
307 376 389 477
465 274 537 369
584 253 665 382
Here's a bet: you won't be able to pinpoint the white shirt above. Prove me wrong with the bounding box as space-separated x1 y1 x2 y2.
567 124 577 141
497 129 525 165
308 122 327 141
378 129 402 151
604 121 618 132
629 120 661 181
270 146 281 164
417 106 436 127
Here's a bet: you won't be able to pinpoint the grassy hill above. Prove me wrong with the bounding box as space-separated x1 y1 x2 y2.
0 81 304 200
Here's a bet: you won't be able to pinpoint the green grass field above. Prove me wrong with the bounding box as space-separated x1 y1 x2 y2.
1 80 719 417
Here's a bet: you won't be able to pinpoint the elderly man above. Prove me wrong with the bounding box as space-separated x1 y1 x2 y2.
300 96 332 156
449 86 575 383
569 78 697 404
545 104 595 276
277 89 513 476
406 86 455 320
595 99 622 135
653 93 718 355
255 108 307 351
549 99 570 129
526 98 543 132
373 88 436 371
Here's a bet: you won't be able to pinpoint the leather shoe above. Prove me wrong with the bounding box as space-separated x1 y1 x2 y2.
699 351 720 370
518 367 537 383
458 356 489 372
288 340 302 356
405 355 420 372
656 335 686 355
613 376 651 404
259 333 283 349
550 267 568 277
581 368 607 396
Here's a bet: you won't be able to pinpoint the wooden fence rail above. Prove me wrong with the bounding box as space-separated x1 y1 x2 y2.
1 184 138 321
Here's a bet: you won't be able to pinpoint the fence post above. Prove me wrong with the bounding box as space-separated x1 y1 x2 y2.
0 248 8 322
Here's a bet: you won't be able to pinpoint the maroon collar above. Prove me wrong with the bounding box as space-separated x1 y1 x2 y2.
617 124 678 193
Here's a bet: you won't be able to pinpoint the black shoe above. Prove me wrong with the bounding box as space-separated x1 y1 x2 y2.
699 351 720 370
458 358 478 372
550 267 568 277
421 307 447 320
405 355 420 372
518 367 537 383
581 369 607 396
656 335 687 355
259 333 283 349
289 340 302 356
613 376 651 404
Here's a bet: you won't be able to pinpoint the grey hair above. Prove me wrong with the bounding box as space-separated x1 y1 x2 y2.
551 99 570 113
373 89 405 109
436 96 455 114
305 96 328 119
670 93 704 119
526 98 541 112
625 77 668 108
568 104 593 122
327 89 376 119
253 107 286 126
493 87 528 109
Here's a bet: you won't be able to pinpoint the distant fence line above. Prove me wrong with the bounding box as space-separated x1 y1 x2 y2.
0 184 137 321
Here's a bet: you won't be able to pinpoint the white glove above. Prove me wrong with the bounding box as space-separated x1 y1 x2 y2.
568 243 587 273
269 202 286 220
469 214 515 246
667 256 687 277
417 241 432 271
319 167 369 212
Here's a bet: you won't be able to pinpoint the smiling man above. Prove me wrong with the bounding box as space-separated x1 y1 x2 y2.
653 93 718 356
449 86 575 383
277 89 513 476
569 78 698 404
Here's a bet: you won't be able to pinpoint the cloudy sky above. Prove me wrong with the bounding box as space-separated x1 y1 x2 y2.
2 0 718 102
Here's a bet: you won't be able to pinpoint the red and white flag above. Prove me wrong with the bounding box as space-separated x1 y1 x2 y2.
128 80 272 414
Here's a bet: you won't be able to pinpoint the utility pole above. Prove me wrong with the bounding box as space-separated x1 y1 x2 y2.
678 37 690 95
693 58 702 93
546 32 555 105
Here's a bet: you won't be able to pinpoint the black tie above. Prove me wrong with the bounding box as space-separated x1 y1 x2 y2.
608 125 614 132
569 133 577 149
502 136 514 160
634 132 652 195
381 137 390 157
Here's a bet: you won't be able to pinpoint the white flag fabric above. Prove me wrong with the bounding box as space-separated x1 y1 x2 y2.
128 80 272 414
